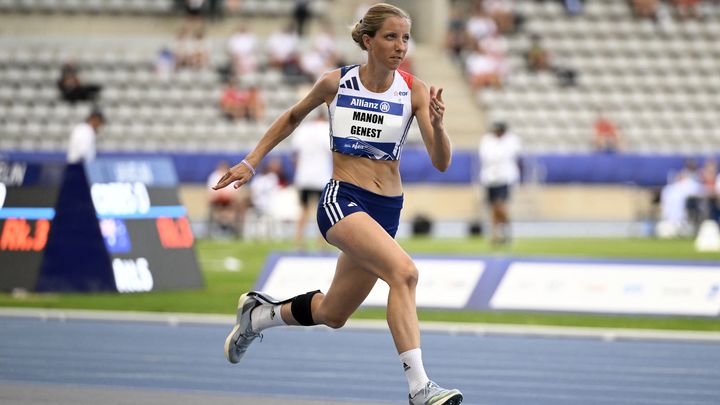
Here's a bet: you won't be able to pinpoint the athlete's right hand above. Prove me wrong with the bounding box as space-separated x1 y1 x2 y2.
213 161 254 190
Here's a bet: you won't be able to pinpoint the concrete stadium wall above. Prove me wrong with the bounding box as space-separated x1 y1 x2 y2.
180 183 654 224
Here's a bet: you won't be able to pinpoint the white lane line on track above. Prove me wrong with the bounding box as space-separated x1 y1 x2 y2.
2 307 720 343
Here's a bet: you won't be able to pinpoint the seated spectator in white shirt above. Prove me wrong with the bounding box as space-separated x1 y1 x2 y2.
267 25 301 75
227 25 258 77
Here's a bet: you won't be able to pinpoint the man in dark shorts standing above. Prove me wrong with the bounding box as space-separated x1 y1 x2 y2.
479 121 522 244
291 110 332 250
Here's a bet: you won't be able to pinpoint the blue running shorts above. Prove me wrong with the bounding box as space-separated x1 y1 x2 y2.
317 180 404 240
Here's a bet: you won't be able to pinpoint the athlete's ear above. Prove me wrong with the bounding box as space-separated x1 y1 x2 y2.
362 33 372 51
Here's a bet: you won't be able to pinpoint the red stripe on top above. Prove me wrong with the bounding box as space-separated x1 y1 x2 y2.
398 69 413 90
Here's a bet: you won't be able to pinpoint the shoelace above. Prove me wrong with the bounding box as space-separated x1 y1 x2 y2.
240 331 263 343
416 381 440 398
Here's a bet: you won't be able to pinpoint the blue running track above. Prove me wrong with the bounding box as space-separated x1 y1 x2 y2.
1 315 719 404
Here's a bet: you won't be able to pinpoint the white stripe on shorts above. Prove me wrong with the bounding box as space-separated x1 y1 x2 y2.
323 180 340 225
331 180 344 223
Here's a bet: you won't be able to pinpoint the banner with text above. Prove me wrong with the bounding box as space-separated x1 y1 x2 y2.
255 254 720 316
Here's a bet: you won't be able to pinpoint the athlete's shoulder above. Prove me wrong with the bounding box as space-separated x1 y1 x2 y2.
409 76 430 106
313 68 343 94
397 69 414 89
339 64 360 78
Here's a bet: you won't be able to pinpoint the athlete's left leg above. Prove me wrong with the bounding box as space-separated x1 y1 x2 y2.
279 251 378 327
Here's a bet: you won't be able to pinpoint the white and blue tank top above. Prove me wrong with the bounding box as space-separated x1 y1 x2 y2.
328 65 414 161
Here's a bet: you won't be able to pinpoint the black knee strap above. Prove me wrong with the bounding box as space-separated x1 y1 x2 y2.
290 290 321 326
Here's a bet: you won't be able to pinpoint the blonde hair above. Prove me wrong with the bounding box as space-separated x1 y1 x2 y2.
351 3 411 51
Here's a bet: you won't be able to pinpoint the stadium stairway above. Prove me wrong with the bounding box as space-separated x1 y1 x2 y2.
412 45 486 149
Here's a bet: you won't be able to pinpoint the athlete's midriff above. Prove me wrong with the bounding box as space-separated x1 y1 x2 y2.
331 152 402 197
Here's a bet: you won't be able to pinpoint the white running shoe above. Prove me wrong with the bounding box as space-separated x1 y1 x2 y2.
409 381 463 405
223 291 279 364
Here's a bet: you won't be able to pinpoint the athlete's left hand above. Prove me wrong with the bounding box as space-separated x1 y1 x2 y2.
429 86 444 127
213 161 253 190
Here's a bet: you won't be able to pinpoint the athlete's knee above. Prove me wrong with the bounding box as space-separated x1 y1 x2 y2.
314 302 348 329
320 311 348 329
388 258 418 290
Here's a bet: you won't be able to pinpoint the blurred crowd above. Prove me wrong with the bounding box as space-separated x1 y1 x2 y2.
657 157 720 238
446 0 582 92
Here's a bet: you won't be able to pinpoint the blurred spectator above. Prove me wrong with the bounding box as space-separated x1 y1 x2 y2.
525 33 577 87
293 0 312 37
466 4 498 43
445 5 468 63
219 81 265 122
227 25 258 78
481 31 510 77
225 0 242 12
630 0 659 21
700 159 718 196
592 110 623 153
673 0 701 19
175 29 209 69
250 157 287 216
247 157 292 239
300 45 332 82
657 163 702 238
313 27 345 68
465 41 503 90
484 0 522 34
699 159 720 223
297 27 341 81
525 34 551 73
155 47 176 80
479 121 522 245
680 159 705 231
713 164 720 223
181 0 206 37
206 160 249 237
67 109 105 163
291 110 333 251
267 25 301 76
57 62 102 104
562 0 584 16
207 0 224 20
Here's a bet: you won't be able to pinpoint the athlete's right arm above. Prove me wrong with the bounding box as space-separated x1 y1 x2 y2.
214 70 340 190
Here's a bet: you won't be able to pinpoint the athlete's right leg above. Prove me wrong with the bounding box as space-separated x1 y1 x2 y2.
323 212 462 404
325 212 420 353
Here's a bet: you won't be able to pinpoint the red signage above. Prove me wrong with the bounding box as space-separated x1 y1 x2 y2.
156 217 194 249
0 219 50 251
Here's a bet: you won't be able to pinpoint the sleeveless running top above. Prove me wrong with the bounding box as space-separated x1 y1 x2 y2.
328 65 414 161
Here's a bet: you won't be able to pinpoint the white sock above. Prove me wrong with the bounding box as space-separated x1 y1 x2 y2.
250 304 285 332
399 348 430 395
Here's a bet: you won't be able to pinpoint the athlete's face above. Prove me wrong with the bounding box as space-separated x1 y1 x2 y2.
366 16 410 70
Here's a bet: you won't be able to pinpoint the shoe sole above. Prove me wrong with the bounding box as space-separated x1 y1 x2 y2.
443 394 463 405
409 391 463 405
223 293 252 364
426 393 463 405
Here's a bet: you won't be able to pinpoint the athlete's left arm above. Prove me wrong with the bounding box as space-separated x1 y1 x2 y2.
413 79 451 172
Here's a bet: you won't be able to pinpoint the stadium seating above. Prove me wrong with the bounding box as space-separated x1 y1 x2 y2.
477 1 720 154
1 1 718 156
0 33 317 152
1 0 329 17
